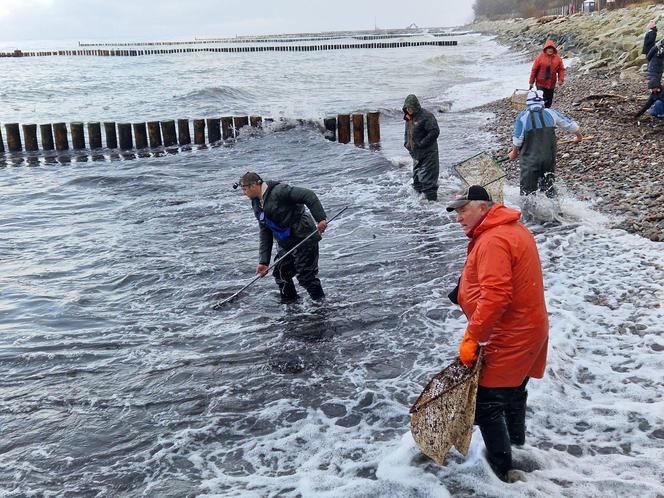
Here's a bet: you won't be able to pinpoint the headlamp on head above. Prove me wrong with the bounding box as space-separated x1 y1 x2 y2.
234 172 263 190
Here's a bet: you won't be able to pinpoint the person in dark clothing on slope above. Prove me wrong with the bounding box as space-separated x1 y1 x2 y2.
403 94 440 201
636 39 664 119
238 172 328 301
643 20 657 55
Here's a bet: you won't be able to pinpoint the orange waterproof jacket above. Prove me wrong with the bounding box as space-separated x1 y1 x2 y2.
529 40 565 90
458 204 548 388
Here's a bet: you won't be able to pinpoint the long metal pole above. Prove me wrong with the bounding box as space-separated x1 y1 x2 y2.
213 206 348 309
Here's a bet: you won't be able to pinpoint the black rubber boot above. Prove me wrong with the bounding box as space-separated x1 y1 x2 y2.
506 390 528 446
304 282 325 301
476 386 515 482
479 422 513 482
279 280 299 302
424 190 438 201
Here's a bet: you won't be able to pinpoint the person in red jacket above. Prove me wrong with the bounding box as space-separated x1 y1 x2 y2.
446 185 549 482
529 39 565 108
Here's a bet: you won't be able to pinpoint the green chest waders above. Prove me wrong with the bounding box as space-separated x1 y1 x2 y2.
519 109 557 197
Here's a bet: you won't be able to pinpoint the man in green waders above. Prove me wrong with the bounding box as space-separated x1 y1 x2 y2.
508 89 582 198
238 172 328 301
403 94 440 201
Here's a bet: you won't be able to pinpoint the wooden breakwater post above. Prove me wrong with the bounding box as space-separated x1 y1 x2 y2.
71 122 85 149
53 123 69 150
40 124 54 150
250 116 262 128
22 124 38 151
207 118 221 143
161 120 177 147
367 112 380 145
193 119 206 145
177 119 191 145
5 123 22 152
234 116 249 134
104 122 118 148
118 123 133 149
221 117 233 140
104 122 118 149
88 122 102 149
337 114 351 144
133 123 148 149
324 117 336 141
147 121 162 148
352 114 364 146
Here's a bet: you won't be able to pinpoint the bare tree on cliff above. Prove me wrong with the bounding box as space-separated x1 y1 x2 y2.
474 0 652 19
473 0 565 19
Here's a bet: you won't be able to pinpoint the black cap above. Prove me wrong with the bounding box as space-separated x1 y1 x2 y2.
446 185 492 212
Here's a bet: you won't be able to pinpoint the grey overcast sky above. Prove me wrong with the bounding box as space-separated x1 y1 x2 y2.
0 0 476 42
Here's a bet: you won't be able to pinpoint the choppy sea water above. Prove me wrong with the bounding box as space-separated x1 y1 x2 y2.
1 33 663 498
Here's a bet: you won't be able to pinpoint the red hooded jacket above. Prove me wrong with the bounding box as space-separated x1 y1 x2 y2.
529 40 565 90
458 204 549 388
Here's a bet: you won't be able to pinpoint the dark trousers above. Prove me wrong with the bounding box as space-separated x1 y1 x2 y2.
411 149 439 201
520 165 556 198
474 378 529 480
635 90 662 118
273 241 324 300
413 166 439 201
542 88 554 108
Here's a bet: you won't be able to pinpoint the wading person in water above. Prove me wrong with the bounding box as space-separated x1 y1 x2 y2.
446 185 549 482
529 39 565 108
509 89 582 199
238 172 328 301
403 94 440 201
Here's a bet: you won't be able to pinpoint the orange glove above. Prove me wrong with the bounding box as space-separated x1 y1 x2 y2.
459 333 479 367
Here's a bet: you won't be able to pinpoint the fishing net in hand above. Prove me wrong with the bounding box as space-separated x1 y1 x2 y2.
409 354 482 464
453 152 505 204
511 88 529 110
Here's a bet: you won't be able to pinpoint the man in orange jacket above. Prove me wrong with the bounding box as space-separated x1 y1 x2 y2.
446 185 549 482
529 39 565 108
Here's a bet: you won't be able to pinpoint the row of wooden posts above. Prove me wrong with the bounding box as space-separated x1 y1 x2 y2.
0 40 456 58
0 113 380 154
78 32 449 47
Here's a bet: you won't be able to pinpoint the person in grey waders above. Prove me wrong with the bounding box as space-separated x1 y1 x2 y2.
403 94 440 201
238 172 328 301
508 89 582 198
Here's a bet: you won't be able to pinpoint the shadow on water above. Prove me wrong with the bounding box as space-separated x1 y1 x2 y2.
268 304 338 374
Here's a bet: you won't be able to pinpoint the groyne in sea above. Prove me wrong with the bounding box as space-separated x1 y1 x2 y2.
0 112 381 162
0 40 457 58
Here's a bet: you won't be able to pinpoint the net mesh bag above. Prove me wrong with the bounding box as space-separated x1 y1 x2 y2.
453 152 505 204
511 88 529 110
409 354 482 464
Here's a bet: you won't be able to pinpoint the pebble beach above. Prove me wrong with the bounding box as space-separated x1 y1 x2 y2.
471 4 664 241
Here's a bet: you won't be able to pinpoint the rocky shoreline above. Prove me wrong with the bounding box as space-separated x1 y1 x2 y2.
469 5 664 242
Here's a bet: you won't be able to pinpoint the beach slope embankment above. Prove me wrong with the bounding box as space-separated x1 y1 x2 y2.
471 5 664 241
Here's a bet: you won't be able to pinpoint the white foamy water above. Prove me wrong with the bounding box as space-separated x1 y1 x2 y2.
0 31 662 498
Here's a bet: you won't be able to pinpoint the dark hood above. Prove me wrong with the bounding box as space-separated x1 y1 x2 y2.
403 94 423 113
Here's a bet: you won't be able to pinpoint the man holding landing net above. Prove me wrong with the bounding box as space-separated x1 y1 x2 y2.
508 89 582 199
446 185 549 482
237 172 328 302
